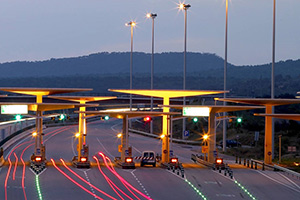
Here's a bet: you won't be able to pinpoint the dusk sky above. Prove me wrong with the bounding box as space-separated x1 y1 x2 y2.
0 0 299 65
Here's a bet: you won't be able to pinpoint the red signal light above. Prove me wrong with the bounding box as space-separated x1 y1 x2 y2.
125 157 133 163
216 158 223 164
143 116 151 122
170 158 178 163
35 156 42 162
80 157 87 162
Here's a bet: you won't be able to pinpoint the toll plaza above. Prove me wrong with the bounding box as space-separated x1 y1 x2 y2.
0 87 96 169
160 105 263 163
108 89 226 164
76 110 180 168
47 96 116 167
215 98 300 164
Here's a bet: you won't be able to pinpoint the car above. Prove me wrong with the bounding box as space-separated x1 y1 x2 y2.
220 140 241 148
140 151 156 167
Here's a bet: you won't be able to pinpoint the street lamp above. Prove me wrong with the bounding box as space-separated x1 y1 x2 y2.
146 13 157 135
126 21 136 111
179 3 191 139
223 0 229 152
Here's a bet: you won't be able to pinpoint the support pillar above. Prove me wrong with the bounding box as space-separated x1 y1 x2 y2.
121 115 128 163
162 97 170 163
208 110 216 163
78 105 86 162
265 105 273 164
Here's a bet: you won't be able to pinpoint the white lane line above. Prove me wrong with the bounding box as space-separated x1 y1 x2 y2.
278 172 300 190
132 146 142 154
83 171 97 200
96 138 114 158
165 169 186 181
111 122 122 133
256 170 300 193
130 169 151 198
71 137 76 156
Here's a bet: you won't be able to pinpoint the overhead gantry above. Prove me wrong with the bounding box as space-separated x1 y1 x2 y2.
160 105 263 163
108 89 227 164
47 96 116 167
215 98 300 164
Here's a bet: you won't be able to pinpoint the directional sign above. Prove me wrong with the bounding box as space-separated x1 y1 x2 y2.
170 150 174 157
183 107 210 117
1 105 28 114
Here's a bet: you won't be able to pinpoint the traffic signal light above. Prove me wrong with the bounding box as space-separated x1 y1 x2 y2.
15 114 22 121
35 156 42 162
125 157 133 163
192 117 198 123
216 158 223 164
143 116 151 122
59 114 65 120
80 157 87 162
237 117 242 123
104 115 110 120
170 158 178 164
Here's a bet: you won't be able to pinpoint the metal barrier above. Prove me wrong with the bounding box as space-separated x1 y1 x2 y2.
274 164 300 179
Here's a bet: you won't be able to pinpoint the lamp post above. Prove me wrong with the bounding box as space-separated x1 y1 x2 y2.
223 0 229 152
147 13 157 135
271 0 276 159
179 3 191 139
126 21 136 111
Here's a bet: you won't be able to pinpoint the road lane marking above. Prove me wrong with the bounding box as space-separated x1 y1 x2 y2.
256 170 300 194
130 170 151 198
277 172 300 190
83 171 97 200
97 138 114 158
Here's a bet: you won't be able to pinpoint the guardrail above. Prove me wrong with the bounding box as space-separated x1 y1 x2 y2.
129 129 202 145
236 156 300 178
273 164 300 179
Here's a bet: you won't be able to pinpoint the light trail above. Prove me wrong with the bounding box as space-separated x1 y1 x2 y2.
35 175 43 200
4 157 12 200
60 159 117 200
12 153 18 180
104 156 140 200
20 143 34 200
51 159 104 200
94 156 132 200
99 152 152 200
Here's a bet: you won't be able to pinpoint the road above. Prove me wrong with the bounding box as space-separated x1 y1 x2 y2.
1 119 300 200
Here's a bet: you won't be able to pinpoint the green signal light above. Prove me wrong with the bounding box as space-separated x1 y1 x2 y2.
193 117 198 123
104 116 110 120
15 114 22 121
237 118 242 123
60 114 65 120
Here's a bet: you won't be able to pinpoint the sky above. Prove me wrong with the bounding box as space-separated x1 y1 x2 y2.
0 0 299 65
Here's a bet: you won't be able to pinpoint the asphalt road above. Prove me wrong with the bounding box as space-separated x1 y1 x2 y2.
1 119 300 200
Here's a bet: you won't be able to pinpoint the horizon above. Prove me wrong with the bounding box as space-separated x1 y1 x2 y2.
0 51 298 67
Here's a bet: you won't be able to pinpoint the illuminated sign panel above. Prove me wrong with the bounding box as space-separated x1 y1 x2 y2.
183 107 210 117
1 105 28 114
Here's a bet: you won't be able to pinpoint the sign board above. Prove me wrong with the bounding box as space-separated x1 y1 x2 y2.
268 151 272 156
36 148 41 155
202 146 208 154
125 150 129 156
254 131 259 141
288 146 297 152
118 145 122 152
170 150 174 157
183 130 189 137
213 150 217 157
1 105 28 114
183 107 210 117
